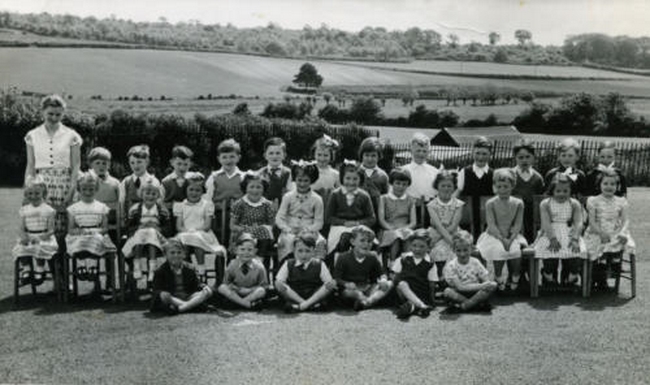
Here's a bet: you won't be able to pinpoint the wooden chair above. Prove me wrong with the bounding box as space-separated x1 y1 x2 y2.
528 195 590 298
62 207 124 303
582 248 636 298
13 256 61 305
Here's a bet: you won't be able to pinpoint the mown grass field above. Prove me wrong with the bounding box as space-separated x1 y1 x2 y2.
0 186 648 385
4 48 650 102
338 59 640 79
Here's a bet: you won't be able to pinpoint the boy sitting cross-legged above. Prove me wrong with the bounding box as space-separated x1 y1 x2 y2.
333 225 393 311
216 233 268 310
275 231 337 313
392 229 437 320
443 230 496 313
151 238 214 315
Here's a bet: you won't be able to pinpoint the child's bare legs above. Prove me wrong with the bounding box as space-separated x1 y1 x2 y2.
396 281 429 309
132 245 144 280
276 281 334 311
542 259 558 284
192 248 206 277
146 245 158 283
362 282 393 308
493 260 506 289
444 282 497 311
507 258 522 290
564 258 580 284
217 284 266 309
389 241 401 264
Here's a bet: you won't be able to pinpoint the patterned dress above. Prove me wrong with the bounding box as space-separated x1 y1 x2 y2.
427 197 465 262
275 190 326 260
311 165 339 208
122 203 168 258
12 203 59 260
379 193 415 247
229 195 276 245
584 195 635 260
65 200 117 256
174 199 226 255
25 124 83 236
533 198 587 260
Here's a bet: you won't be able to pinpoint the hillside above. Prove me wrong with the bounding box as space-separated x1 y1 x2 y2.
2 47 650 101
0 12 564 64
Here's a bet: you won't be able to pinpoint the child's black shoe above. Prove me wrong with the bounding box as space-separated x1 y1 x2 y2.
396 302 415 319
417 305 433 318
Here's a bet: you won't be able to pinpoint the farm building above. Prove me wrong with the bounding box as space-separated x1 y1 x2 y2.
431 125 523 147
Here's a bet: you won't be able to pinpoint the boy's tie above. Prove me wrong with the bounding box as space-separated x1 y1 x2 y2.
241 262 249 275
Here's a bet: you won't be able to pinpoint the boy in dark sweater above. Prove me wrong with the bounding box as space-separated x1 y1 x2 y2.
456 136 494 240
392 229 437 319
585 141 627 197
151 238 213 315
333 225 393 311
275 232 336 313
257 137 292 210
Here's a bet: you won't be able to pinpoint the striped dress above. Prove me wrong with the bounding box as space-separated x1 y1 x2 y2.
12 203 59 260
65 200 116 256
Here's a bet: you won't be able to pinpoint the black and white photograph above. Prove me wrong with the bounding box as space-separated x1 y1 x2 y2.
0 0 649 383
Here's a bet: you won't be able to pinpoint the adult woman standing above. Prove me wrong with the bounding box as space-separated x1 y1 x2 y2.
24 94 82 240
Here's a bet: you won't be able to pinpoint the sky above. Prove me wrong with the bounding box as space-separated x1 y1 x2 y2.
2 0 650 45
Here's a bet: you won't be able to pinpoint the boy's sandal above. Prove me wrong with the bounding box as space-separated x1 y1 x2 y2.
396 302 415 319
283 303 299 314
249 300 264 311
19 270 33 286
417 305 433 318
32 271 45 286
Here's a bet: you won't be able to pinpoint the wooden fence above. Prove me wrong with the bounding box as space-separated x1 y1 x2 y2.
387 140 650 186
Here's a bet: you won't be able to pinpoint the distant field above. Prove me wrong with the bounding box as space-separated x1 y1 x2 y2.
4 48 650 101
339 59 640 79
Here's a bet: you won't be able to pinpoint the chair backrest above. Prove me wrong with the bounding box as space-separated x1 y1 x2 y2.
459 198 472 231
221 199 230 245
478 196 490 234
531 194 547 237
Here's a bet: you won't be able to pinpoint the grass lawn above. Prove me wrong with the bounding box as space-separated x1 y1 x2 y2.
0 187 648 385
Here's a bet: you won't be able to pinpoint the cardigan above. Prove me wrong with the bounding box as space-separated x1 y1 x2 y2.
325 187 376 228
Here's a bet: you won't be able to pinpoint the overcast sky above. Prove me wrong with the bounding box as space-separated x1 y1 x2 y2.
3 0 649 45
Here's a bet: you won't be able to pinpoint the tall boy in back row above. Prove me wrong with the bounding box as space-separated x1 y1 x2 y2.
402 133 439 226
456 137 494 240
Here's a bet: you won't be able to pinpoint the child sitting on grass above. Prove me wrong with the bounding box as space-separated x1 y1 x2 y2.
151 238 214 315
333 225 393 311
443 230 496 313
216 233 268 310
392 229 437 320
275 232 336 313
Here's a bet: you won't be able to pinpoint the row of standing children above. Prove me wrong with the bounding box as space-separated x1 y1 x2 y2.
14 94 635 315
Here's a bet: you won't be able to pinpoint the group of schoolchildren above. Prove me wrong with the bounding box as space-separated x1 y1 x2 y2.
13 130 635 319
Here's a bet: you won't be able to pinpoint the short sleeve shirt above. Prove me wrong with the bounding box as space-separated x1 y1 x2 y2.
67 200 109 228
20 203 56 232
25 124 82 169
391 253 439 282
443 257 489 286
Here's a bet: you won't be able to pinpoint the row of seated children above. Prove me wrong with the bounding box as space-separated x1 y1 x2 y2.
151 226 494 319
13 133 634 298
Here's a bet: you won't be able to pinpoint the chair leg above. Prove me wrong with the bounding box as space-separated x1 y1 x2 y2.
630 254 637 298
117 252 126 302
29 259 37 296
52 257 61 302
614 260 622 294
72 256 79 299
530 258 539 298
13 259 21 305
61 254 69 303
581 259 591 298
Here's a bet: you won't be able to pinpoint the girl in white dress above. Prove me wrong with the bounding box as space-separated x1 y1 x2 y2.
533 173 587 285
174 173 226 276
12 176 59 285
427 170 465 277
65 172 116 281
311 134 340 204
122 178 170 283
584 169 635 289
476 168 528 291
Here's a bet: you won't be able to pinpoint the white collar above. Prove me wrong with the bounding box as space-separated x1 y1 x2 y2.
295 189 312 197
295 258 314 268
403 252 432 263
131 172 150 181
388 191 408 200
183 198 202 206
267 164 283 172
516 165 531 174
243 195 265 207
215 168 242 178
409 161 427 168
597 163 615 172
473 163 489 174
342 187 359 196
142 204 158 214
435 196 454 206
